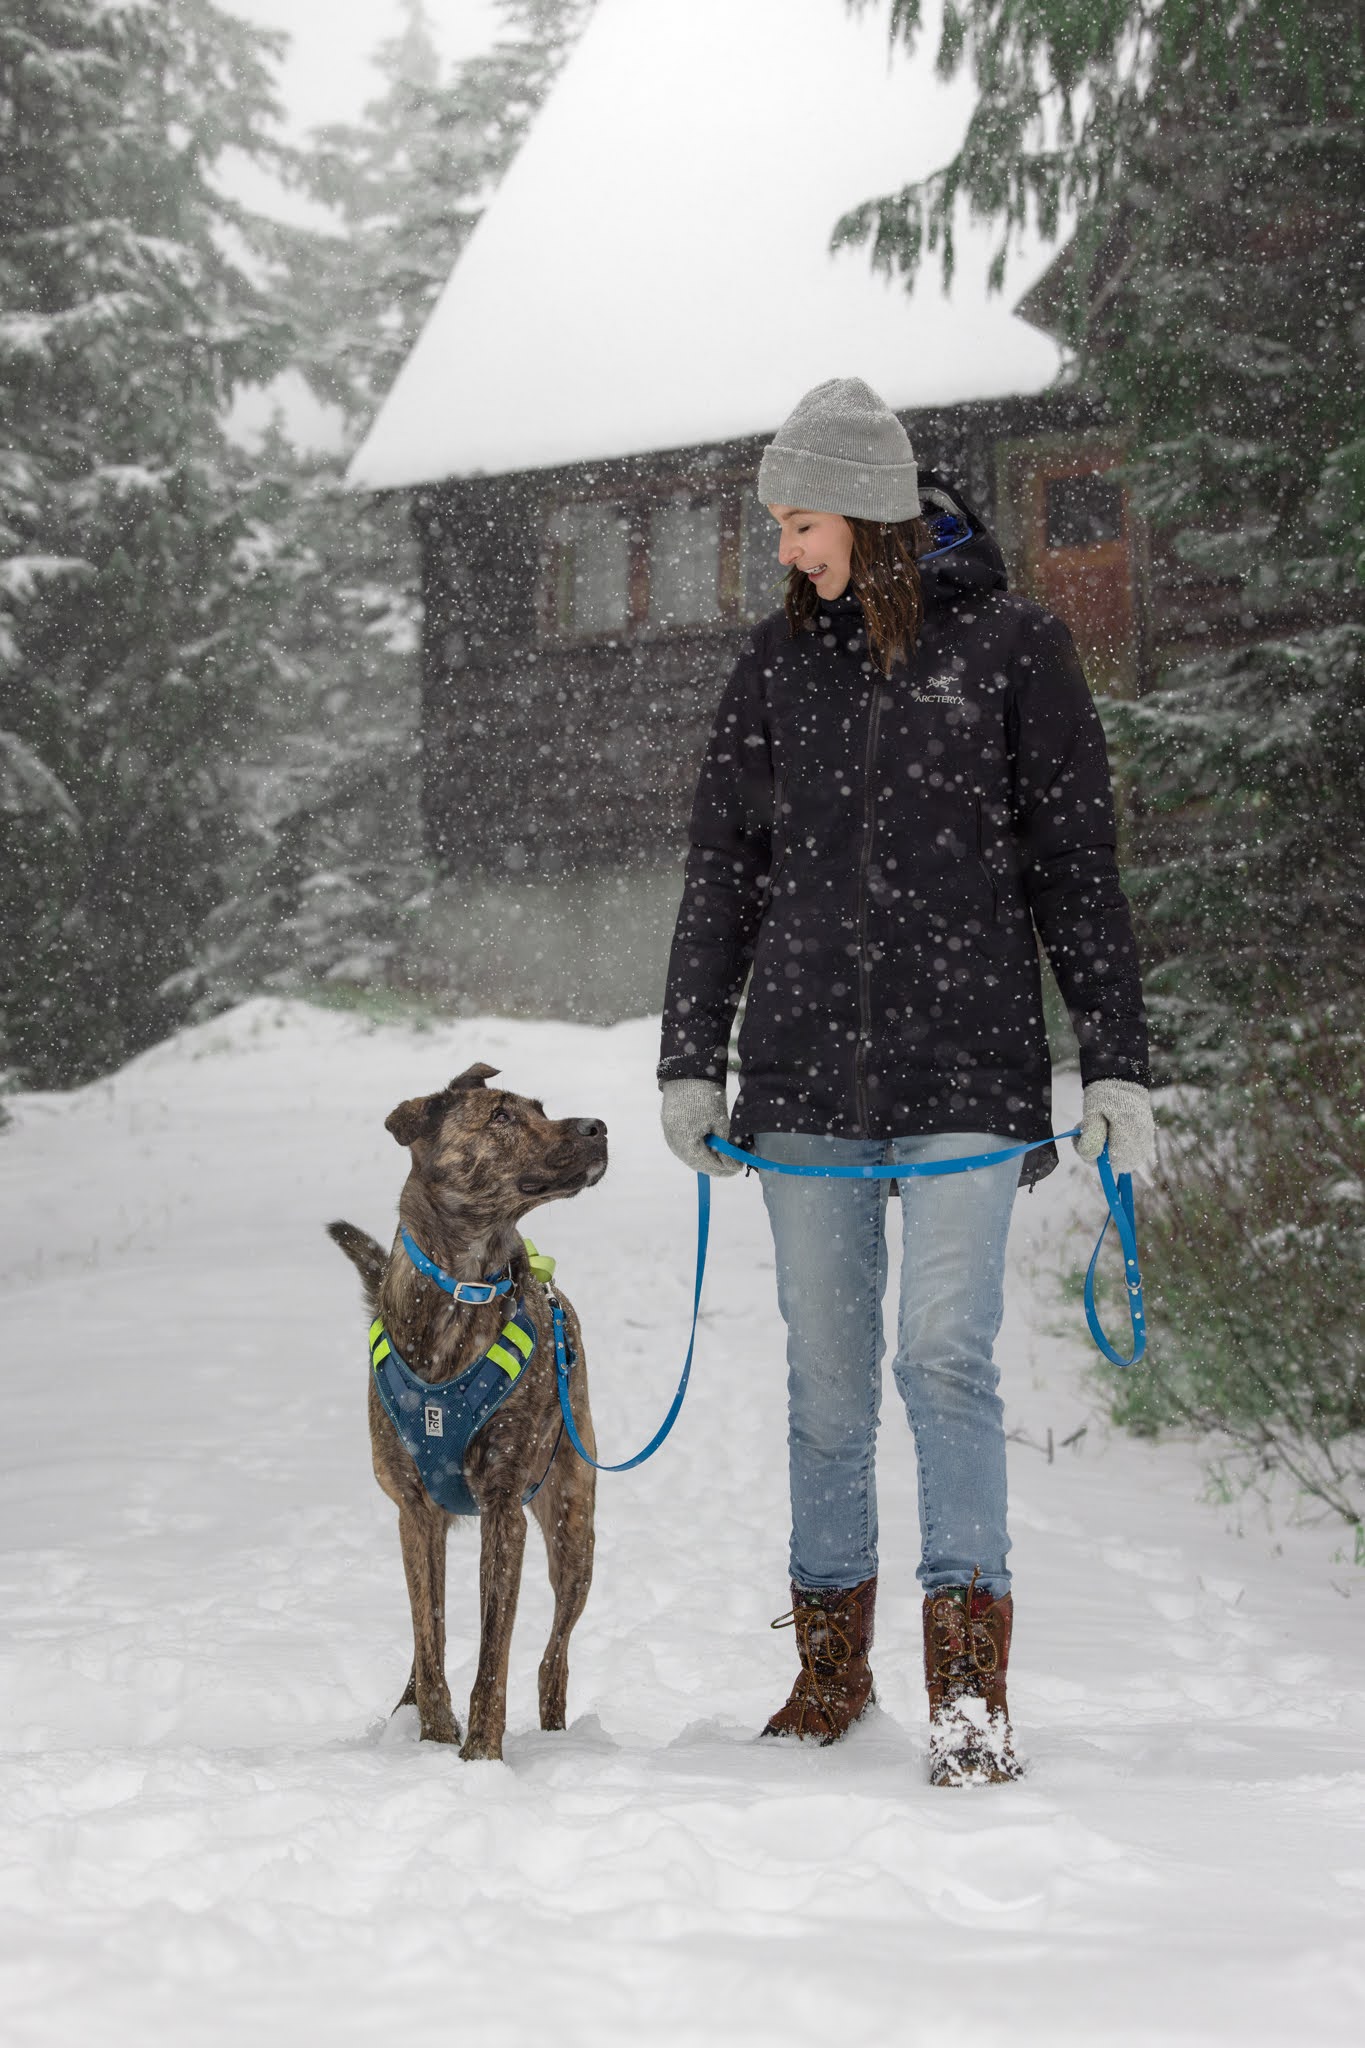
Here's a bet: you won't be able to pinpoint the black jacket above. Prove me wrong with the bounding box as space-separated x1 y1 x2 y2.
657 476 1149 1187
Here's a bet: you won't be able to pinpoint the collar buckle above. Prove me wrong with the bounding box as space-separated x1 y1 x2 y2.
450 1277 503 1306
401 1226 512 1306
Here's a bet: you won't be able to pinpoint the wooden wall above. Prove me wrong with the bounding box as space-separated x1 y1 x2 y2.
410 392 1129 883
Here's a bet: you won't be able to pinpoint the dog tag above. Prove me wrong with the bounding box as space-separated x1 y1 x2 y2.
424 1403 444 1437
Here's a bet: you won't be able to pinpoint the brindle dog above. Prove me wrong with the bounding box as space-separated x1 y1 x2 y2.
328 1063 605 1758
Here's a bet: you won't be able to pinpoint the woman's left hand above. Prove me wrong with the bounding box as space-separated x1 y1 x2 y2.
1075 1079 1156 1177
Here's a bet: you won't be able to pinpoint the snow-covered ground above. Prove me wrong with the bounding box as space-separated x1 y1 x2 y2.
1 1000 1361 2047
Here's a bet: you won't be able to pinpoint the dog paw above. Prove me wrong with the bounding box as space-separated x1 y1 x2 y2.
418 1716 462 1746
459 1733 504 1762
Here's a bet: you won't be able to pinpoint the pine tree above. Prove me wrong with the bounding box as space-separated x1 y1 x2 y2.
838 0 1365 1073
0 0 297 1085
200 1 595 1005
1091 38 1364 1075
290 0 595 429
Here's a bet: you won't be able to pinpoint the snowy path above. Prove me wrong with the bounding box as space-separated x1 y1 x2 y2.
1 1001 1361 2047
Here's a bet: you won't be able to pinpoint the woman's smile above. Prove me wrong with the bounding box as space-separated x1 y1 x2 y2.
768 506 856 599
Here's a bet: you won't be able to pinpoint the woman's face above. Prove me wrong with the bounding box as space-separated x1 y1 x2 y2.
768 506 854 600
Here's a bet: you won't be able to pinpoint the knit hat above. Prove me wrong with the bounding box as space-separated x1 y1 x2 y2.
756 377 920 522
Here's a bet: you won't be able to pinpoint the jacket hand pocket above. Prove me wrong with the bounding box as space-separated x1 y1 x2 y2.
766 766 791 894
973 795 1001 924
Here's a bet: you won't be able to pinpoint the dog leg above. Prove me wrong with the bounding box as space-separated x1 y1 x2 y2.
398 1503 460 1744
461 1500 528 1761
531 1444 596 1732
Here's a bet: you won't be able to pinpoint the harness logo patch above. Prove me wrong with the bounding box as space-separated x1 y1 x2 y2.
424 1403 444 1438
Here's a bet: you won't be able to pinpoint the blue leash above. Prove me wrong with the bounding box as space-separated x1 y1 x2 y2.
707 1129 1076 1182
554 1126 1144 1474
710 1130 1145 1369
1085 1149 1146 1368
551 1173 712 1473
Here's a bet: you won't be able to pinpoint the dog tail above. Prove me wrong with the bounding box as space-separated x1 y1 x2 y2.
327 1220 387 1308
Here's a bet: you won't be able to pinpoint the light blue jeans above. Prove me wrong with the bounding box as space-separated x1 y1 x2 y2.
755 1130 1022 1599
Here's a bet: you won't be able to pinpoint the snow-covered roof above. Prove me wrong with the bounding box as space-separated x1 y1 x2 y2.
347 0 1064 491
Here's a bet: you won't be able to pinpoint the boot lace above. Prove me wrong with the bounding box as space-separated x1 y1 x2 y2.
927 1568 999 1704
771 1597 856 1731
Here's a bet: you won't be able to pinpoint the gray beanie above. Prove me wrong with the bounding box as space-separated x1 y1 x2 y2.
756 377 921 522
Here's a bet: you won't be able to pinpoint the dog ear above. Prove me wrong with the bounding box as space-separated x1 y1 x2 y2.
446 1063 500 1092
384 1093 448 1148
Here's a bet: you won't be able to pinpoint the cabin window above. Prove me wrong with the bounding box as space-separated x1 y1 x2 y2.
541 478 766 640
545 501 631 636
1045 472 1124 550
648 496 721 626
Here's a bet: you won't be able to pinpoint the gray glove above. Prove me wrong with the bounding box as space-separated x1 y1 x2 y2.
1075 1079 1156 1176
660 1078 742 1176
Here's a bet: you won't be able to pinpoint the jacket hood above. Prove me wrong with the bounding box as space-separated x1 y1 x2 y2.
915 468 1009 602
811 468 1008 627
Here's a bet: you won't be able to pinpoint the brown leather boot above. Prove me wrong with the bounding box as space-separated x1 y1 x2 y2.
923 1571 1022 1785
762 1576 877 1744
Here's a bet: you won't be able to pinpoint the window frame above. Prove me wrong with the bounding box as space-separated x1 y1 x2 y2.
538 473 776 647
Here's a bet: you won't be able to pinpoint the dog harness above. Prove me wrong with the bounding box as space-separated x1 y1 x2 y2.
368 1236 574 1516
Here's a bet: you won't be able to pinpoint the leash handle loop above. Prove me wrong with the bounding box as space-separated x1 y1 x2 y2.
1083 1151 1146 1366
554 1175 711 1472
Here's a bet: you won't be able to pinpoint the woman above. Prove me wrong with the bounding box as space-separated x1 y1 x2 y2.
657 378 1154 1785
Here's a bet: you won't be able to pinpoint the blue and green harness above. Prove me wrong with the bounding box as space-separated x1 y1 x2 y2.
368 1231 573 1517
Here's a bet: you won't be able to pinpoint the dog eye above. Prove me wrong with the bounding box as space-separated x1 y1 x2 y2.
488 1106 512 1125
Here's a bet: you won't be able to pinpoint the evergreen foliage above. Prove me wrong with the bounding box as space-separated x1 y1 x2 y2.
1 1 594 1069
1110 1031 1365 1527
289 0 594 427
0 0 296 1086
839 0 1364 1067
196 0 595 1008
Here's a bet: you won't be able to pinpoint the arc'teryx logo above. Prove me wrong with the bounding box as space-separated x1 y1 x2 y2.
911 673 965 707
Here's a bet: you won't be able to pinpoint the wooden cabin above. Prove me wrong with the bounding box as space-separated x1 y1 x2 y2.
403 389 1140 885
349 0 1147 1015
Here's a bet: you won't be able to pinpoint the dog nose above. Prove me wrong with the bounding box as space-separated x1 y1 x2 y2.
573 1118 606 1139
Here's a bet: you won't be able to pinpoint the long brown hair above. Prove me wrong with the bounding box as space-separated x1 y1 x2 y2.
784 515 933 674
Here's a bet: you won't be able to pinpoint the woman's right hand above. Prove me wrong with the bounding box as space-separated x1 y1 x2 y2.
660 1079 743 1176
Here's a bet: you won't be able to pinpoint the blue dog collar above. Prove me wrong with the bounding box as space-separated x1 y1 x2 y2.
400 1227 558 1306
400 1226 513 1305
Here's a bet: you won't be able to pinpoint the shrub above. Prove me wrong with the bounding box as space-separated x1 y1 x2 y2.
1100 1030 1365 1528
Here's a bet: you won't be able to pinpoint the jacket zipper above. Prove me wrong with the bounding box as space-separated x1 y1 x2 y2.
854 675 888 1134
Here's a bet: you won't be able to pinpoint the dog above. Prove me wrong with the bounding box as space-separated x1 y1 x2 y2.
328 1062 606 1758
